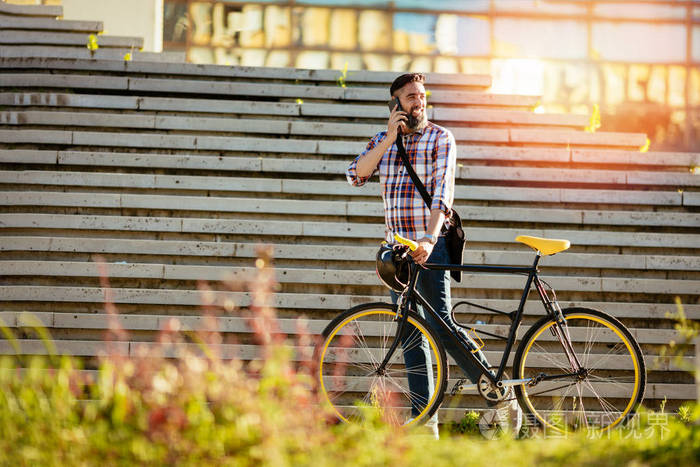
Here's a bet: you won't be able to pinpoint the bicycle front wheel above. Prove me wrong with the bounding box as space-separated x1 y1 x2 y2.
513 307 646 433
317 303 448 427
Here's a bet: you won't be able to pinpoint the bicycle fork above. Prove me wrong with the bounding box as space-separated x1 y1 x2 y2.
535 278 585 377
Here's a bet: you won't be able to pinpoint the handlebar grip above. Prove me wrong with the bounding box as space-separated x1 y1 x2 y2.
393 233 418 251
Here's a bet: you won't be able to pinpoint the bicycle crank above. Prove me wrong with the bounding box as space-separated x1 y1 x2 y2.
451 376 534 396
478 374 508 402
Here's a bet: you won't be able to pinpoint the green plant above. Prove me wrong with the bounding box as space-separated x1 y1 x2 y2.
446 410 480 435
677 403 697 424
87 34 99 52
337 61 349 88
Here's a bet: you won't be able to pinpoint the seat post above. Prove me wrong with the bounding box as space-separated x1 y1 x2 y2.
531 251 542 269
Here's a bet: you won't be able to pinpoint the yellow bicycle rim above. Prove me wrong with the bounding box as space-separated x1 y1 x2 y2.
519 313 640 432
319 309 444 426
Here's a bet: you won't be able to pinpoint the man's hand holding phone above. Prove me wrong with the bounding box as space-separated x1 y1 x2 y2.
387 97 407 140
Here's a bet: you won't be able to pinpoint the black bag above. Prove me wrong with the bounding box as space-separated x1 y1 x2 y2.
395 136 466 282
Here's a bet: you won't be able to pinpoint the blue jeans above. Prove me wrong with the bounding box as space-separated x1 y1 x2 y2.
391 237 491 417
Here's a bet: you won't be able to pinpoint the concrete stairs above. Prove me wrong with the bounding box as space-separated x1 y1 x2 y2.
0 2 698 417
0 1 183 62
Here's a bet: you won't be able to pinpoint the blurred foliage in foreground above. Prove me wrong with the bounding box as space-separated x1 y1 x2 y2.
0 254 698 466
0 341 698 466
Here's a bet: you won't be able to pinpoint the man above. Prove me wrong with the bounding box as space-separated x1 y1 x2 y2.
345 73 521 439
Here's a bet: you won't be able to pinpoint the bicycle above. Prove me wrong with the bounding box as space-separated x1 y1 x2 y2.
316 234 646 433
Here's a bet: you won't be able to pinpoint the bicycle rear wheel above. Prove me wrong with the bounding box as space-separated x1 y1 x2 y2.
513 307 646 433
317 303 447 427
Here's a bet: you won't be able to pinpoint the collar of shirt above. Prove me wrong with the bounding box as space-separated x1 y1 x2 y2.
401 123 430 142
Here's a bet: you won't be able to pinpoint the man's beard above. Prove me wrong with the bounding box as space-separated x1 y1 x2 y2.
405 108 427 132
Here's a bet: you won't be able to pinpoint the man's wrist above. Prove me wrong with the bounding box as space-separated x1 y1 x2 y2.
421 233 438 245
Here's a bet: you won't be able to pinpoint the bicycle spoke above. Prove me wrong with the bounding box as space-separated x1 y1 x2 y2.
559 380 577 405
586 373 637 390
586 342 631 373
385 374 429 406
324 347 377 374
380 321 390 356
347 362 380 377
525 381 578 397
581 320 601 369
360 378 379 407
349 321 380 369
574 383 588 429
387 366 429 377
583 379 622 425
401 328 425 353
530 341 572 372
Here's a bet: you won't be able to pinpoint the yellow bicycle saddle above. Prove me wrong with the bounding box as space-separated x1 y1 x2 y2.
515 235 571 256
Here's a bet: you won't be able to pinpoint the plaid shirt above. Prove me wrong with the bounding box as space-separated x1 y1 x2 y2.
346 122 457 241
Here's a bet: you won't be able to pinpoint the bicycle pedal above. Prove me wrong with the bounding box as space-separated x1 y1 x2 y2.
451 378 468 395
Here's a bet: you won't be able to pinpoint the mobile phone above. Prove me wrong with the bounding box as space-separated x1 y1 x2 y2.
388 97 402 113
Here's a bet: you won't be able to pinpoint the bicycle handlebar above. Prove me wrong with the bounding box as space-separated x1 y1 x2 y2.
393 233 418 251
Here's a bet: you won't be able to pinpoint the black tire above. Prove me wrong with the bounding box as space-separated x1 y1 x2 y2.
513 307 646 432
316 302 448 426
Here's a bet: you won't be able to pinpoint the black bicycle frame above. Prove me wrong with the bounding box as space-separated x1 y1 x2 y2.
377 252 550 386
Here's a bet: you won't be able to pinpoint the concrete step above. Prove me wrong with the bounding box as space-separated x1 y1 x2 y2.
573 148 700 167
433 107 587 127
2 212 698 248
0 72 537 108
0 31 143 48
0 110 654 151
3 191 698 230
0 56 493 89
0 74 129 91
0 130 652 163
0 170 689 207
0 45 183 62
2 261 698 296
0 93 587 127
3 146 696 171
0 16 101 32
2 236 697 271
460 145 700 167
510 128 645 148
0 287 695 321
684 192 700 206
0 2 62 17
459 165 698 186
131 51 186 63
0 91 304 115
